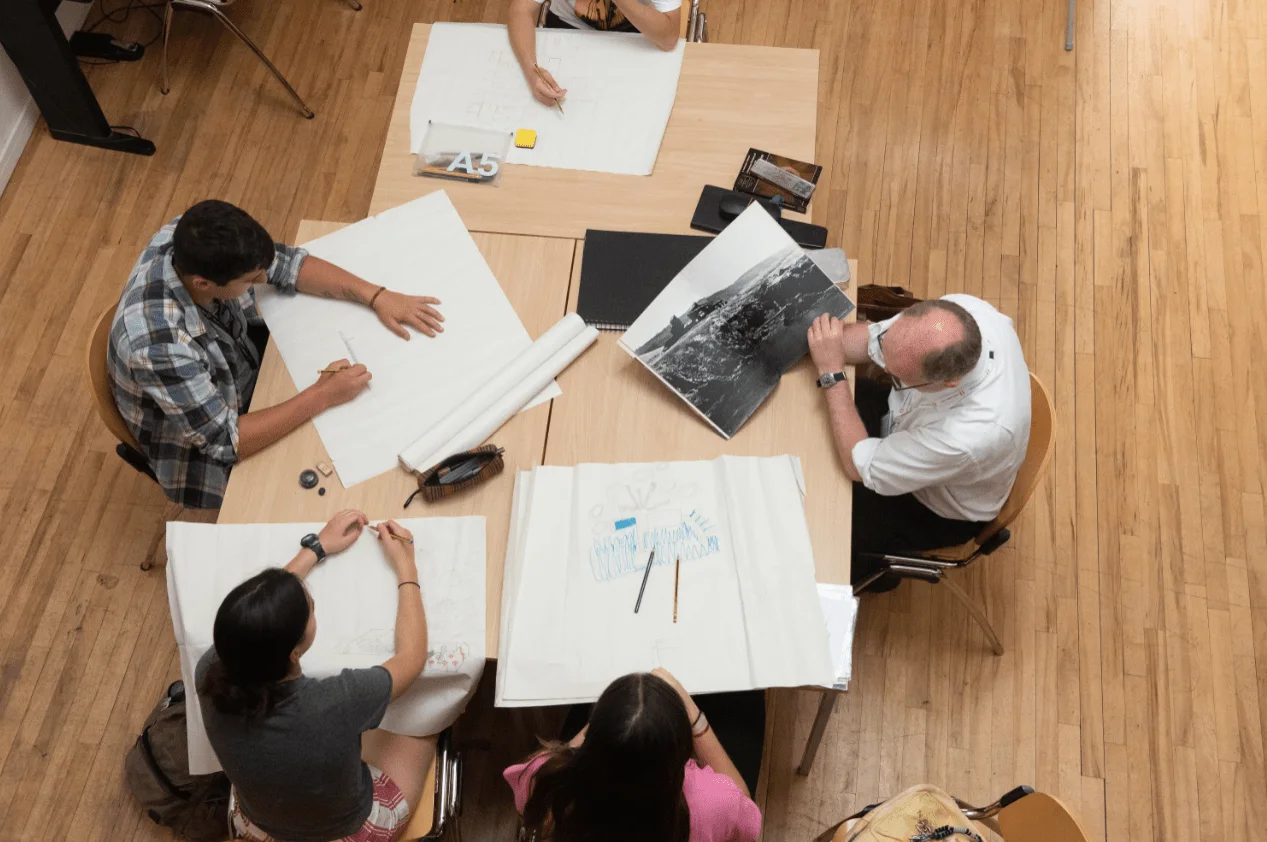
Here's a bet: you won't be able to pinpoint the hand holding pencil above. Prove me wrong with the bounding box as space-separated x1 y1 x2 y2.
530 64 566 112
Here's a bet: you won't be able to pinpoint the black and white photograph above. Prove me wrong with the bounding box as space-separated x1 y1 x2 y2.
619 205 855 438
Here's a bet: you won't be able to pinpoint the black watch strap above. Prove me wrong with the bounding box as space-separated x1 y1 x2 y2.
300 533 326 562
817 371 847 389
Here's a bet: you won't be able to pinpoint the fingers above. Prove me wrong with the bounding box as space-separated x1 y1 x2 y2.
384 315 410 341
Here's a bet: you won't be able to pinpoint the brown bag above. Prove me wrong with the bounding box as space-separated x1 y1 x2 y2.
856 284 922 323
124 680 231 841
816 784 986 842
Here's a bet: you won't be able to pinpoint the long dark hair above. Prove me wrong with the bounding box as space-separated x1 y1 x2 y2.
199 568 309 719
522 672 692 842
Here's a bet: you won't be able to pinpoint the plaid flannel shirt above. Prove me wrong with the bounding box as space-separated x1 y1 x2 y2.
108 218 307 509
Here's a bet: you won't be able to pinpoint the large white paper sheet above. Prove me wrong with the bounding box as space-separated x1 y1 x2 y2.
167 518 486 775
496 456 834 706
409 23 685 176
257 192 558 487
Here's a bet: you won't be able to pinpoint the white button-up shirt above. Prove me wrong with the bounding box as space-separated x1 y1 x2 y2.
850 294 1031 522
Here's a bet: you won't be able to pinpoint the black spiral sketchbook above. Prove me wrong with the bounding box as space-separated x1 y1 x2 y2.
576 230 714 331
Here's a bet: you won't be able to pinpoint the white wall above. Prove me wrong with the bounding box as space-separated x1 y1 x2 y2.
0 1 94 197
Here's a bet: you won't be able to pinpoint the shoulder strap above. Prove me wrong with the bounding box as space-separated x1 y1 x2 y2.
138 725 191 801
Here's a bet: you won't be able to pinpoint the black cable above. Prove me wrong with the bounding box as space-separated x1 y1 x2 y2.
77 0 168 66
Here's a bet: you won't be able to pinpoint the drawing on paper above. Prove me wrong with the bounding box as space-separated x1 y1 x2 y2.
343 628 396 655
586 466 721 582
427 643 471 671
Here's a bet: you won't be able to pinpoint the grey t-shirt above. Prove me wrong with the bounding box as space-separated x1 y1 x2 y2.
196 649 393 842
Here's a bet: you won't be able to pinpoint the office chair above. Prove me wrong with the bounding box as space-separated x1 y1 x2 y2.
400 729 463 840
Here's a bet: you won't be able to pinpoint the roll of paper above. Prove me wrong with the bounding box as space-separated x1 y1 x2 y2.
400 313 599 472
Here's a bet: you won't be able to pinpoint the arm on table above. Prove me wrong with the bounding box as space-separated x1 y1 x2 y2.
610 0 681 50
809 315 870 483
508 0 569 106
376 521 430 701
295 256 444 339
237 362 370 459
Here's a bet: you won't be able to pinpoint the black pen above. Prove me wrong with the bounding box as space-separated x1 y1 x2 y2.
634 549 656 613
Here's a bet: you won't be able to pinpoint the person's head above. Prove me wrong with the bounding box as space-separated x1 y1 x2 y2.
199 568 316 718
172 200 276 301
522 672 693 842
875 299 982 392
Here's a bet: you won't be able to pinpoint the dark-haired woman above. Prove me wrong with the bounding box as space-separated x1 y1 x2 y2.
197 509 433 842
504 668 762 842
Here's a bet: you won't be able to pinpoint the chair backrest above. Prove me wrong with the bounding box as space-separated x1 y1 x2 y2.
997 791 1091 842
87 306 142 452
974 373 1054 546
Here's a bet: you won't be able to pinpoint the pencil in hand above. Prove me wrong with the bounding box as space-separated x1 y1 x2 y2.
673 556 680 623
533 64 565 115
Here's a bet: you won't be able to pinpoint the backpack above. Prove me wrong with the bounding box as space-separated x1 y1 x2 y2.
125 680 232 842
815 784 986 842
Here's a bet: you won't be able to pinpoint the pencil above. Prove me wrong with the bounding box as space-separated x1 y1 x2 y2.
317 367 345 375
673 556 680 623
533 64 565 115
634 548 655 613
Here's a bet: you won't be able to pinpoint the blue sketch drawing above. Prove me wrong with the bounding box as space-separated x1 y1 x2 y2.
587 471 722 581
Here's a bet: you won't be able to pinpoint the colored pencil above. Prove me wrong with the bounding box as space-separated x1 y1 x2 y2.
634 549 656 613
673 556 680 623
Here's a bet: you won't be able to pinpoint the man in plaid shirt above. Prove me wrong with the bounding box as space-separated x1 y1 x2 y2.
109 200 446 509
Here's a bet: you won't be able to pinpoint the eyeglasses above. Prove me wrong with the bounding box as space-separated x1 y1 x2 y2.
876 326 934 392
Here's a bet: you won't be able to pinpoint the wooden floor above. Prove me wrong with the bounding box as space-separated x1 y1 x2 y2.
0 0 1260 837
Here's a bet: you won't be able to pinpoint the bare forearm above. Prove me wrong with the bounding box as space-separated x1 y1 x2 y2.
386 583 428 700
611 0 679 49
284 548 320 579
237 388 328 459
823 380 867 482
693 729 750 798
295 256 380 306
840 323 872 366
508 0 541 74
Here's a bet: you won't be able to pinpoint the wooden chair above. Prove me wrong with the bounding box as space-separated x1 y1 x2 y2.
399 729 462 841
88 306 153 475
159 0 316 118
853 372 1056 656
826 786 1091 842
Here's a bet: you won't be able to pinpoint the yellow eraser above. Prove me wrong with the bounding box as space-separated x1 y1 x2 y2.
515 129 537 149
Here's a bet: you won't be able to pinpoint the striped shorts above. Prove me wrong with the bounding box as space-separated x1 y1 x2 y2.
231 766 411 842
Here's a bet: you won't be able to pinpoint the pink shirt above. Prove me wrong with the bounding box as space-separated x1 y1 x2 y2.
504 755 762 842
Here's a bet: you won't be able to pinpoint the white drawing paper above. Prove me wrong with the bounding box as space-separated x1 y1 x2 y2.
496 456 835 707
409 23 685 176
816 582 859 689
256 191 559 487
166 518 486 775
399 313 598 473
620 205 855 439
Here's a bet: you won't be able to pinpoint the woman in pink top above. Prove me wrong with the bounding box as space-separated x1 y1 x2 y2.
504 668 762 842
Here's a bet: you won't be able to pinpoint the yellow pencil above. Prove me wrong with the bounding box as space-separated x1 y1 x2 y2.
673 556 680 623
533 64 565 115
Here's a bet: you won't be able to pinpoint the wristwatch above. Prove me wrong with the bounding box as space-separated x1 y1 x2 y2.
816 371 847 389
299 533 327 563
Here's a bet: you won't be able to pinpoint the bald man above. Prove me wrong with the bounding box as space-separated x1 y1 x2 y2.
807 294 1031 592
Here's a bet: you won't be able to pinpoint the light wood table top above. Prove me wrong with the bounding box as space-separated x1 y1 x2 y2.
369 23 819 238
218 221 576 650
544 245 857 587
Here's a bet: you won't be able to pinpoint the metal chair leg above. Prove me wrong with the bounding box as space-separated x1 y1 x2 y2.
1065 0 1075 50
172 0 315 118
940 574 1004 656
344 0 363 9
160 1 175 95
796 689 838 776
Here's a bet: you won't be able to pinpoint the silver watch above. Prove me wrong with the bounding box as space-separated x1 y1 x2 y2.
817 371 847 389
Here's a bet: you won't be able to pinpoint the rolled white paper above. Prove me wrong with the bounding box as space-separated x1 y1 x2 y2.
400 313 599 472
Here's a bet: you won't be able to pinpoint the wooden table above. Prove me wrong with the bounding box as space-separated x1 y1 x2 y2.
218 223 577 649
369 24 819 239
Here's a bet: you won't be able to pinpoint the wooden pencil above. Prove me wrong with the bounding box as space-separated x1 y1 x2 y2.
634 549 655 613
533 64 565 115
673 556 680 623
